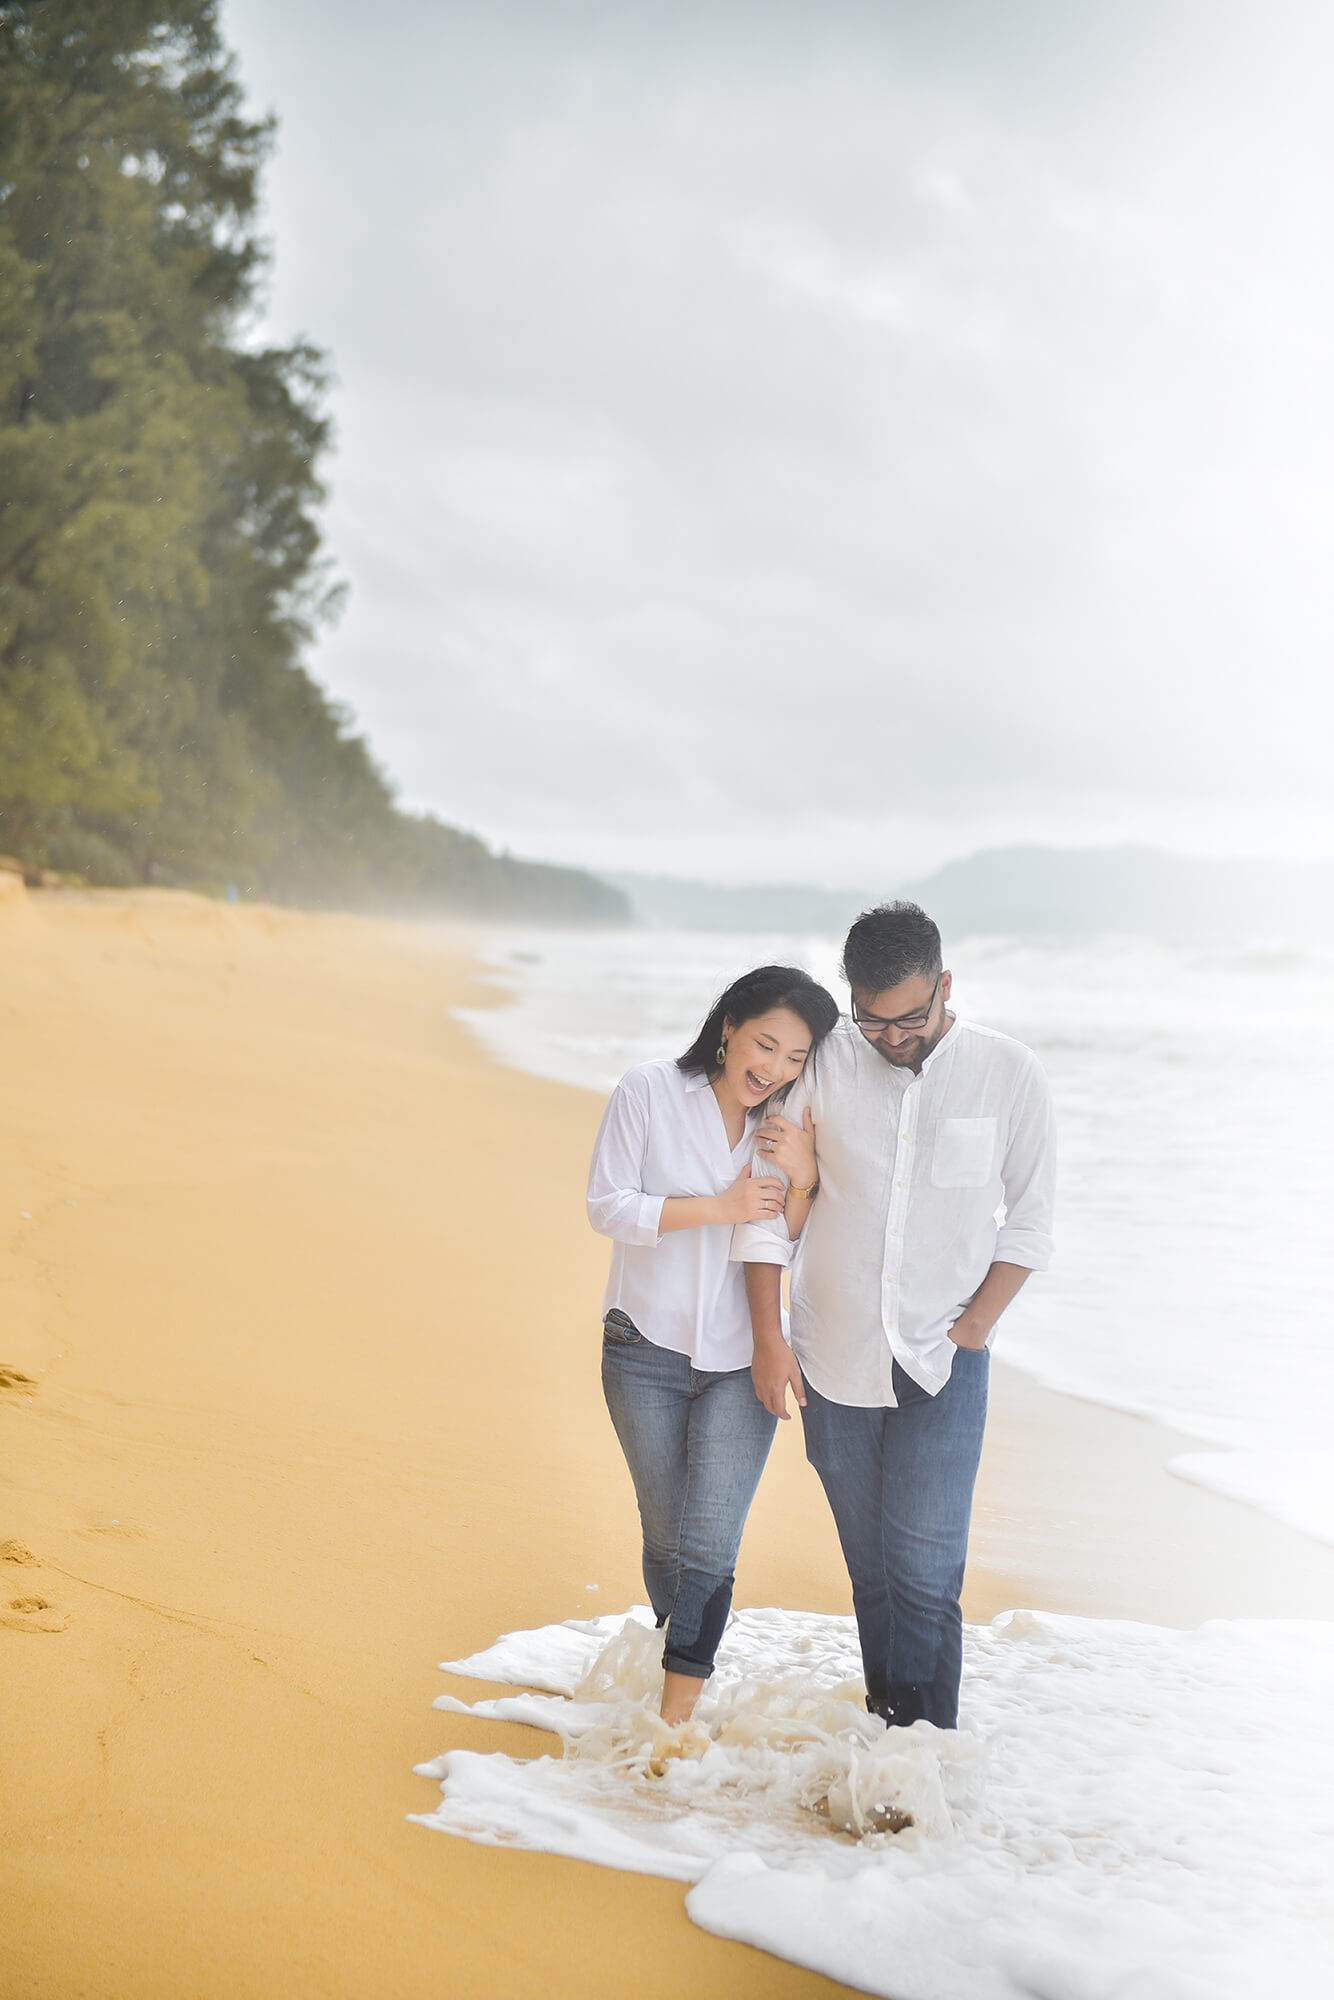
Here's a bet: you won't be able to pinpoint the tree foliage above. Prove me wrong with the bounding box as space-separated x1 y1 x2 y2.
0 1 626 923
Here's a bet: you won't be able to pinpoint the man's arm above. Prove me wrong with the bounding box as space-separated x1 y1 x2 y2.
947 1260 1031 1349
755 1106 819 1239
734 1070 819 1417
952 1055 1057 1350
992 1058 1057 1271
745 1263 806 1418
730 1070 815 1267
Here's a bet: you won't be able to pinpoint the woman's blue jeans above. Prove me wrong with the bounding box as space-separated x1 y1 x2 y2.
800 1347 990 1730
601 1315 777 1680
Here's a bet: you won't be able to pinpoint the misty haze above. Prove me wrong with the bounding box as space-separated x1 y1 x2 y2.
3 7 1331 2000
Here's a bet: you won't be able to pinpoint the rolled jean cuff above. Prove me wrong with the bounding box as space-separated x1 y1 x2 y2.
661 1648 714 1681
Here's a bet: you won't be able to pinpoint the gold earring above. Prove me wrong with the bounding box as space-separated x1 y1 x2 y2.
716 1039 728 1065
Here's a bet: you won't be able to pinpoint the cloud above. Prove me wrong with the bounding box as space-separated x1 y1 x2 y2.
223 0 1334 881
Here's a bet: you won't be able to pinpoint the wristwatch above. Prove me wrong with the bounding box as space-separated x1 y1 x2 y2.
788 1180 819 1200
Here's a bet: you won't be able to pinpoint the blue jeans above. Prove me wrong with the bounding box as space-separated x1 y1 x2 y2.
601 1314 777 1680
800 1348 990 1729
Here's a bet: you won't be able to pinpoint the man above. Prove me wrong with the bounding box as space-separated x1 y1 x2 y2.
733 901 1056 1731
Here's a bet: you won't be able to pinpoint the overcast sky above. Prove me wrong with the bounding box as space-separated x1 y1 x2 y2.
221 0 1332 886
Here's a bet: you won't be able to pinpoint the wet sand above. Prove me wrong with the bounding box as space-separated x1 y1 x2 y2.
2 884 1330 2000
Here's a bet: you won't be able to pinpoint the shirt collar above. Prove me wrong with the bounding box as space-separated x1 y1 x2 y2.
684 1067 763 1124
919 1014 960 1072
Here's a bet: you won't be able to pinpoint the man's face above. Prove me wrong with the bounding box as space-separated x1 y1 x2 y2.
850 969 953 1071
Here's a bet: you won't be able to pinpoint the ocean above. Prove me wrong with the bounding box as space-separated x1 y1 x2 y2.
455 925 1334 1549
416 1600 1334 2000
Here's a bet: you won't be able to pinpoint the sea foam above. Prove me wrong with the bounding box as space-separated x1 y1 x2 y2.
413 1603 1334 2000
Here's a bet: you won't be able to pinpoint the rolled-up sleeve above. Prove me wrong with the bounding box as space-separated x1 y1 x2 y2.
586 1072 666 1247
730 1073 812 1269
994 1057 1057 1270
731 1213 793 1266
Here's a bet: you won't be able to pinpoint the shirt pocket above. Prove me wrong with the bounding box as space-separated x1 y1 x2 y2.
931 1116 998 1189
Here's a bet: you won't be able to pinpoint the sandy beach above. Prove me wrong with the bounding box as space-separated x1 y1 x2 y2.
3 884 1331 2000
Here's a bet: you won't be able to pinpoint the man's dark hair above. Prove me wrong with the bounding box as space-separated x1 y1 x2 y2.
841 902 942 996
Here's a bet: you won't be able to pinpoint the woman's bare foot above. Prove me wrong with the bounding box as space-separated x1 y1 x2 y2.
660 1668 703 1726
646 1719 712 1775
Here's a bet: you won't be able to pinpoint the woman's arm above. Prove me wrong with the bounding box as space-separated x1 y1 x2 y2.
659 1164 787 1234
587 1076 666 1245
587 1075 785 1244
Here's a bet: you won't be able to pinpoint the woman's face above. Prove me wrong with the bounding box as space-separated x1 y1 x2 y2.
719 1006 814 1107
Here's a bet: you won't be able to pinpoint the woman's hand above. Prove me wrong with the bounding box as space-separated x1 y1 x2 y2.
755 1107 817 1190
716 1161 787 1225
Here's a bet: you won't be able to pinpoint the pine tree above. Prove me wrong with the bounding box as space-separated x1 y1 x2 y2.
0 2 626 921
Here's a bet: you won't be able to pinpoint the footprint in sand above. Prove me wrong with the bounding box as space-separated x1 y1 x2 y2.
1 1542 69 1630
1 1594 69 1633
0 1365 37 1392
81 1519 150 1543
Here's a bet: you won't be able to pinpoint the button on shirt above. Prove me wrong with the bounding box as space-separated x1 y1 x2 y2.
732 1017 1056 1408
587 1059 762 1370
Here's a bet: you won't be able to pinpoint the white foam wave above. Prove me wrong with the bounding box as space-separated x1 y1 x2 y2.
413 1604 1334 2000
1168 1446 1334 1547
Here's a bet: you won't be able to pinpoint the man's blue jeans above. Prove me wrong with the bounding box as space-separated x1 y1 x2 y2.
601 1315 777 1680
800 1347 990 1729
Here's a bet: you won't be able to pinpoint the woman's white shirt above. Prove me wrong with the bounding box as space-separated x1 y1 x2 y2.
586 1059 761 1370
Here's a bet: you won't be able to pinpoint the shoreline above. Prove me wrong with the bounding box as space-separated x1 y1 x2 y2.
447 952 1334 1625
972 1363 1334 1627
2 889 1329 2000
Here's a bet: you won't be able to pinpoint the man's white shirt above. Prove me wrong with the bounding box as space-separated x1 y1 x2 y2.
731 1016 1056 1408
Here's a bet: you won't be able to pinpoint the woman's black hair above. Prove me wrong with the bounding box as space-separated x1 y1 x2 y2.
677 964 840 1081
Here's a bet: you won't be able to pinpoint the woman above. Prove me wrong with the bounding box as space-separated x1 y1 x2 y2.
586 964 839 1727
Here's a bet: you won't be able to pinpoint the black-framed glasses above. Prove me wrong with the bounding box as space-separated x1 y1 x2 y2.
851 975 941 1035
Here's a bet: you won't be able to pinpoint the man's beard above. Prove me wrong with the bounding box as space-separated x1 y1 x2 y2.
871 1037 922 1067
870 1013 950 1069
